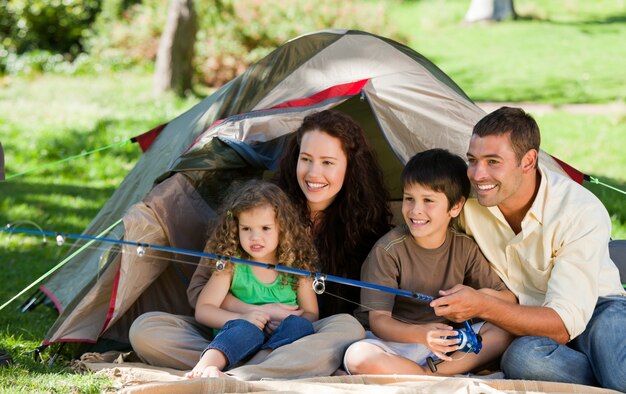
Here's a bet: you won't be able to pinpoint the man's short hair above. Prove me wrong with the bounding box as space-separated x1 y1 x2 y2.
473 106 541 164
401 148 470 210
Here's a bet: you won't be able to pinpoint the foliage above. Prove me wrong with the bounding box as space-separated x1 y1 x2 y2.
85 0 404 86
0 0 101 55
85 0 165 72
194 0 404 86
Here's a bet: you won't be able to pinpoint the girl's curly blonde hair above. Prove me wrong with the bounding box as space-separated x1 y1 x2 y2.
201 179 318 287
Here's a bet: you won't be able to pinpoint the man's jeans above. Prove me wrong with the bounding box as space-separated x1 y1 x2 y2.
206 315 314 369
501 296 626 392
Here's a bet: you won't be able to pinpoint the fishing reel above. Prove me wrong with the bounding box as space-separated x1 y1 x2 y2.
453 320 482 354
426 320 482 372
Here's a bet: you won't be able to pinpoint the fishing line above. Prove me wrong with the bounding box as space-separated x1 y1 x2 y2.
318 289 474 364
1 225 434 309
3 221 48 246
3 226 476 365
1 237 203 312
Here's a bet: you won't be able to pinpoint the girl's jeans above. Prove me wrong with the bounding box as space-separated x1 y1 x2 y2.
206 314 314 369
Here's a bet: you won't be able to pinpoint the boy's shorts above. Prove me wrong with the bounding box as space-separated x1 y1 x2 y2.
343 321 485 374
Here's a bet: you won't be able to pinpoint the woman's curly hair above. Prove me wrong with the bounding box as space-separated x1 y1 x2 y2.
275 110 392 314
202 179 317 288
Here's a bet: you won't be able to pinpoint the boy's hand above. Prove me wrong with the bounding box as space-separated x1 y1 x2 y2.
259 303 303 322
424 323 459 361
242 311 270 330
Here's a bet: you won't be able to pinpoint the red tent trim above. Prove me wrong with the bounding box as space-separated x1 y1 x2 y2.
39 285 63 314
131 123 168 152
191 79 371 151
550 155 585 184
40 268 121 345
267 79 369 110
99 265 122 336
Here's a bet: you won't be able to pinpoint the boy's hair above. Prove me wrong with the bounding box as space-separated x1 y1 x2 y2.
473 106 541 166
201 179 317 285
401 148 470 210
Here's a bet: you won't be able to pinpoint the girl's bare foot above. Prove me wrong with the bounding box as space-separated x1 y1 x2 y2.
185 365 229 379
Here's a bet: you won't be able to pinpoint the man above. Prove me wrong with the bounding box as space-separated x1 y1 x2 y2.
431 107 626 391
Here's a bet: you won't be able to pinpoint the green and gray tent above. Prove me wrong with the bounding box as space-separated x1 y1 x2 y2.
37 29 582 348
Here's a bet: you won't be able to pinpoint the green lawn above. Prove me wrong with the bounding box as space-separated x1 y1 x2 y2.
1 1 626 391
388 0 626 104
1 73 198 392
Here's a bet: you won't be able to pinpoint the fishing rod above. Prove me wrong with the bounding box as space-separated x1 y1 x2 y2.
2 225 482 369
1 225 434 303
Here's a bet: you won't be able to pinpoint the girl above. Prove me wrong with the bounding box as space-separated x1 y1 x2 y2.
186 179 318 378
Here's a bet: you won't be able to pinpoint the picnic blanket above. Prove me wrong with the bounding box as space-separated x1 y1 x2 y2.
74 351 619 393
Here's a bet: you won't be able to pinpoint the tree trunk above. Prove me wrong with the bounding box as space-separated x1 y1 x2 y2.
0 142 5 181
154 0 197 97
463 0 516 24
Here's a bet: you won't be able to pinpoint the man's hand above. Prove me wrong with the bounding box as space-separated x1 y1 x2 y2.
242 311 270 330
430 284 483 322
259 303 303 322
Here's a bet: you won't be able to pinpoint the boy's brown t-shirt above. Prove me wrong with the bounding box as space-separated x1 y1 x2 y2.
358 225 506 326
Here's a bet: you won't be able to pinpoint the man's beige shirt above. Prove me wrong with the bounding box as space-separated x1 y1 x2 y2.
461 165 625 339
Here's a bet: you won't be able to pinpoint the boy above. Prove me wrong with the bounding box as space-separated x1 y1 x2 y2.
344 148 517 375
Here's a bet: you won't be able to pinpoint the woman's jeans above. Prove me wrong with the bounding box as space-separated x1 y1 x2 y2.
205 315 314 369
501 296 626 392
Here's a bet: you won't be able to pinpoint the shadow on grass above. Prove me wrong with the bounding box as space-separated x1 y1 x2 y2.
3 118 143 172
36 119 142 162
0 180 116 233
514 12 626 26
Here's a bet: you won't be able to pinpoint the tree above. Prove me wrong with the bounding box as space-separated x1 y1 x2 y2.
153 0 197 97
463 0 516 24
0 142 4 181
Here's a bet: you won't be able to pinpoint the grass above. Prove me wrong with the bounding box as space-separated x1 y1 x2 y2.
0 73 199 392
1 1 626 391
534 111 626 238
388 0 626 104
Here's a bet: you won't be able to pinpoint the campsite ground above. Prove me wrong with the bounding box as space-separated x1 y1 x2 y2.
1 1 625 392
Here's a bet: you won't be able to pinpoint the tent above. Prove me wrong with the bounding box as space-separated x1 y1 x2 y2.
35 29 589 349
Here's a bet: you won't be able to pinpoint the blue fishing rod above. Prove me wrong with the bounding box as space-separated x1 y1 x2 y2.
1 225 482 369
1 225 433 302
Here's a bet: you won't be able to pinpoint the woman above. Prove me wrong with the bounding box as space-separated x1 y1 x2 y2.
129 110 392 379
276 110 391 317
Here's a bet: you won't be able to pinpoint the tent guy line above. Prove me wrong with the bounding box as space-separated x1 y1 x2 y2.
0 219 123 311
0 225 434 310
4 140 132 181
4 136 624 197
